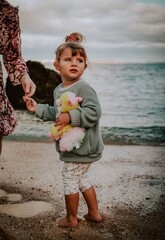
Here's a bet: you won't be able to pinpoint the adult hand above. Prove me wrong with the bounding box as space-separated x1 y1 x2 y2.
21 73 36 97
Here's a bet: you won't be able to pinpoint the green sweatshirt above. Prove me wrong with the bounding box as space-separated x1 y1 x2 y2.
36 79 104 163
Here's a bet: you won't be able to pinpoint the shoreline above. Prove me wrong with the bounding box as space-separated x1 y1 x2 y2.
4 132 165 146
0 141 165 239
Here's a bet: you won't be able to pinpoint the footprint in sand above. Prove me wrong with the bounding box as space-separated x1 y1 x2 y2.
0 189 52 218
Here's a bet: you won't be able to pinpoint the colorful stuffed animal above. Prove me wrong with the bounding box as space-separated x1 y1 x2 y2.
49 92 85 152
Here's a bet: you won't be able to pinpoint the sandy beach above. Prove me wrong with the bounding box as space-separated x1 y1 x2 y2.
0 141 165 240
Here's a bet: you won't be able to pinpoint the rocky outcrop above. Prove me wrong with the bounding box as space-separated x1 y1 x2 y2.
6 60 62 109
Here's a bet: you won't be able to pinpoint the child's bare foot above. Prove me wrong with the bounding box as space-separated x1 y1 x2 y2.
84 213 103 223
56 217 78 228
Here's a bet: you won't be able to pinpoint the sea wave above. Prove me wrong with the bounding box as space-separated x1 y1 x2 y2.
5 125 165 146
101 126 165 146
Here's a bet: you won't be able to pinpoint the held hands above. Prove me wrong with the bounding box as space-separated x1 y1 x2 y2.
21 73 36 97
23 97 37 113
21 74 37 112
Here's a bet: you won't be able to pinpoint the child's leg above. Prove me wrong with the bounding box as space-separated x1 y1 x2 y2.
82 186 103 222
56 162 81 227
78 164 102 222
56 192 79 227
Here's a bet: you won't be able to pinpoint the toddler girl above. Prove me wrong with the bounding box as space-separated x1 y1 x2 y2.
25 32 104 227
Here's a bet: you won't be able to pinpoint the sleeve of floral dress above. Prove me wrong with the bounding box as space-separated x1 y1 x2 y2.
2 3 28 85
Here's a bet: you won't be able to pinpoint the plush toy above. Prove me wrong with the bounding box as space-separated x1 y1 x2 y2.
49 92 85 152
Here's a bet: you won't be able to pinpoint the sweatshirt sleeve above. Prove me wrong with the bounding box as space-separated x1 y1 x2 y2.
69 84 102 128
35 104 56 121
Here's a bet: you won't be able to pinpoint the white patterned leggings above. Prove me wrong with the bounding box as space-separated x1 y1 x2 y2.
62 162 92 195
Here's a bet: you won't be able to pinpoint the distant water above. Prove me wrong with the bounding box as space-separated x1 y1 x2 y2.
6 63 165 145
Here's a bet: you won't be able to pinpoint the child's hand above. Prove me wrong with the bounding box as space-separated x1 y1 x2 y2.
55 113 71 130
23 96 37 113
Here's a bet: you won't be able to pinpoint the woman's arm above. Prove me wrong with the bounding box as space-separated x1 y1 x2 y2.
2 4 28 84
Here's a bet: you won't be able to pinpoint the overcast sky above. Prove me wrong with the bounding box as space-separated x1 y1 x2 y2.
11 0 165 63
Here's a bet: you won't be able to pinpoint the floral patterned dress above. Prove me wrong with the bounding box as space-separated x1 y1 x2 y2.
0 0 28 135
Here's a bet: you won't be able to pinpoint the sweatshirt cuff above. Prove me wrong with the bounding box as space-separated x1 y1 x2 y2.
69 109 81 127
35 104 45 118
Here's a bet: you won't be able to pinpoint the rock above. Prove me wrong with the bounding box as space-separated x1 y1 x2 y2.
6 60 62 109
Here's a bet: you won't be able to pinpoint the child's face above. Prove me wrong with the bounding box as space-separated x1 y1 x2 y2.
54 48 87 86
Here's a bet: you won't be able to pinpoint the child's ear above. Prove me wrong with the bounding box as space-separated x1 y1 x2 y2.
54 61 60 71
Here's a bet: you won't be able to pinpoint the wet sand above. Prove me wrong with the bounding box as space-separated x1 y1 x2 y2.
0 141 165 239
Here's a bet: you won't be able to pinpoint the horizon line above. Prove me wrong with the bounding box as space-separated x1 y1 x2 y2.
25 58 165 65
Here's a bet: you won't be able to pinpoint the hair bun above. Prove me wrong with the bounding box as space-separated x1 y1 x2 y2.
65 32 84 43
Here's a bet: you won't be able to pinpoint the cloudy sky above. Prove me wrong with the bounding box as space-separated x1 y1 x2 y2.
12 0 165 63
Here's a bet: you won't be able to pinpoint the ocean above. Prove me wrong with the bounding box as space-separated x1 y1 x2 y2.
5 62 165 145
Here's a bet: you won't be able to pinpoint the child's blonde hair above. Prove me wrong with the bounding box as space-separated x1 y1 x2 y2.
55 32 87 64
